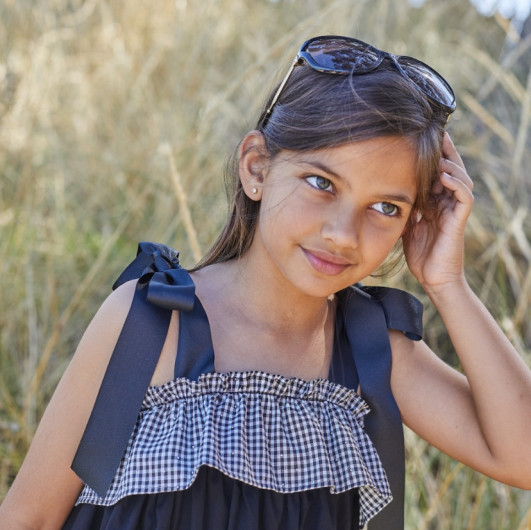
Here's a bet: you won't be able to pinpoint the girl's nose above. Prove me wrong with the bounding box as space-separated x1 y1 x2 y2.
321 206 360 249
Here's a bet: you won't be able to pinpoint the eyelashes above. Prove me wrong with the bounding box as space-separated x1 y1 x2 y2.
304 175 402 217
305 175 333 192
370 202 401 217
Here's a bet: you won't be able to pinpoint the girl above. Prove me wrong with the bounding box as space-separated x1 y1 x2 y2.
1 36 530 530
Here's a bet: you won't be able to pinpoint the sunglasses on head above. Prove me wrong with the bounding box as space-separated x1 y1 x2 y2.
259 35 456 129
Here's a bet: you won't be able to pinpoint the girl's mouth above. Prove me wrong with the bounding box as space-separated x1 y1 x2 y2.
302 248 351 276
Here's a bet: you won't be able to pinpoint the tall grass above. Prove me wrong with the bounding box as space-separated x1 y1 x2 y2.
0 0 529 527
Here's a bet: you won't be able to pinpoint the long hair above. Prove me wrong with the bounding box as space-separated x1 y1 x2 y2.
195 60 447 270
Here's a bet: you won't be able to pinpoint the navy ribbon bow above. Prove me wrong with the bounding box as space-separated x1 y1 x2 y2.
71 242 196 497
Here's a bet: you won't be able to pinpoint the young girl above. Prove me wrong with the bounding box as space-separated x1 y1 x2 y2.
1 36 530 530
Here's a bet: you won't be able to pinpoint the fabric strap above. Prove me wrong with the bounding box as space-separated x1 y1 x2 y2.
71 286 171 496
174 297 215 380
71 242 196 497
341 285 422 530
71 242 423 530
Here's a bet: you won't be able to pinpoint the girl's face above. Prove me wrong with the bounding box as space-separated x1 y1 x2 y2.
249 136 418 299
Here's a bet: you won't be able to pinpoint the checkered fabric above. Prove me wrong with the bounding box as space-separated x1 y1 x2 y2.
76 371 392 528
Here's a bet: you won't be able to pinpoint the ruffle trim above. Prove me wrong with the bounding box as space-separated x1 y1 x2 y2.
76 371 392 527
143 370 367 416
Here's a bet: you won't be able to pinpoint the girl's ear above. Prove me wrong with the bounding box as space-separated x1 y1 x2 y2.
239 130 268 201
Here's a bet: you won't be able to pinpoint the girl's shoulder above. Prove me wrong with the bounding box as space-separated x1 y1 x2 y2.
100 278 137 322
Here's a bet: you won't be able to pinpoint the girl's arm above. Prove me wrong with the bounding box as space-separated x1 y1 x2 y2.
390 292 531 489
0 280 137 529
391 133 531 489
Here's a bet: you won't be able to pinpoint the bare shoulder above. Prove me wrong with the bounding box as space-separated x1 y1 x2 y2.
70 279 137 371
388 328 417 359
388 329 487 470
0 280 137 529
389 329 458 412
389 329 449 425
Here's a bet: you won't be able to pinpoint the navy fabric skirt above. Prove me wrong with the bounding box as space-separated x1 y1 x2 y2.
64 466 360 529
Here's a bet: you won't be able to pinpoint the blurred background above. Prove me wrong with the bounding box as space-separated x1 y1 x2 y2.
0 0 530 527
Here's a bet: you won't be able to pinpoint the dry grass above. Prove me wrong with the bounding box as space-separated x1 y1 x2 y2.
0 0 529 527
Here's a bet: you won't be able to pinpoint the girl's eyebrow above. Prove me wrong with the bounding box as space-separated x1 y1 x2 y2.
297 159 342 181
378 193 414 206
297 159 415 206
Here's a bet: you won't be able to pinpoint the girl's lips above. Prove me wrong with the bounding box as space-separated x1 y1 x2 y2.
302 248 351 276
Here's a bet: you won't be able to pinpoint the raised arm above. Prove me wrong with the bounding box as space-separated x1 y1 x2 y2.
391 133 531 489
0 280 137 530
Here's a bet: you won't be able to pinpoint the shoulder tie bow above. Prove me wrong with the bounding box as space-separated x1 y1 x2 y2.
71 242 196 497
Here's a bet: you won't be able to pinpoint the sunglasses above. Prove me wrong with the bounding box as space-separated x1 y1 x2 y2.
260 35 456 128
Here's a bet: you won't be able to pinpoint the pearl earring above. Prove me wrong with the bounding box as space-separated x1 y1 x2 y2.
252 187 258 194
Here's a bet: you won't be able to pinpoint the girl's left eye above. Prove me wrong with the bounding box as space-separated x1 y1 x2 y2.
371 202 400 217
305 175 333 192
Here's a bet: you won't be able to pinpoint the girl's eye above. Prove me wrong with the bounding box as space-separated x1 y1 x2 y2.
305 175 333 192
371 202 400 217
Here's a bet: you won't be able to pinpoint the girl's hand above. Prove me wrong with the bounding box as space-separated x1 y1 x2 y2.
403 132 474 295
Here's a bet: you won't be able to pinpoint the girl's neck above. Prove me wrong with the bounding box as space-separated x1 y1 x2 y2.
191 257 336 380
194 254 333 336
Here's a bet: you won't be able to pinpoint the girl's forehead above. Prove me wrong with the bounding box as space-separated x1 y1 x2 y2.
310 136 415 162
279 136 418 188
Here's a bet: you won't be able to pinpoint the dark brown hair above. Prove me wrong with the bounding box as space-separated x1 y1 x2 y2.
195 59 447 270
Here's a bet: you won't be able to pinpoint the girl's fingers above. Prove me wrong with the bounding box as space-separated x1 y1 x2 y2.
441 132 464 167
439 134 474 197
439 158 474 192
440 171 474 212
425 133 474 225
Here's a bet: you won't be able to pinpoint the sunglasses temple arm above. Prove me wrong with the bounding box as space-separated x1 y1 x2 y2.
262 57 301 126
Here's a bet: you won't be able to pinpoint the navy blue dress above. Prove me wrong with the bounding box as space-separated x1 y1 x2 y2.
63 243 423 530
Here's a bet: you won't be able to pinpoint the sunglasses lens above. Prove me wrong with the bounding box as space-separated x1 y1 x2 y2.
397 57 455 109
305 37 380 72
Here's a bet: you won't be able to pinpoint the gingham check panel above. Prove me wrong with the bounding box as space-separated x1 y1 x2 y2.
76 371 392 528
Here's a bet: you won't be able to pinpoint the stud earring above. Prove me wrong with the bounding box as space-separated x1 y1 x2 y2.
252 187 258 194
